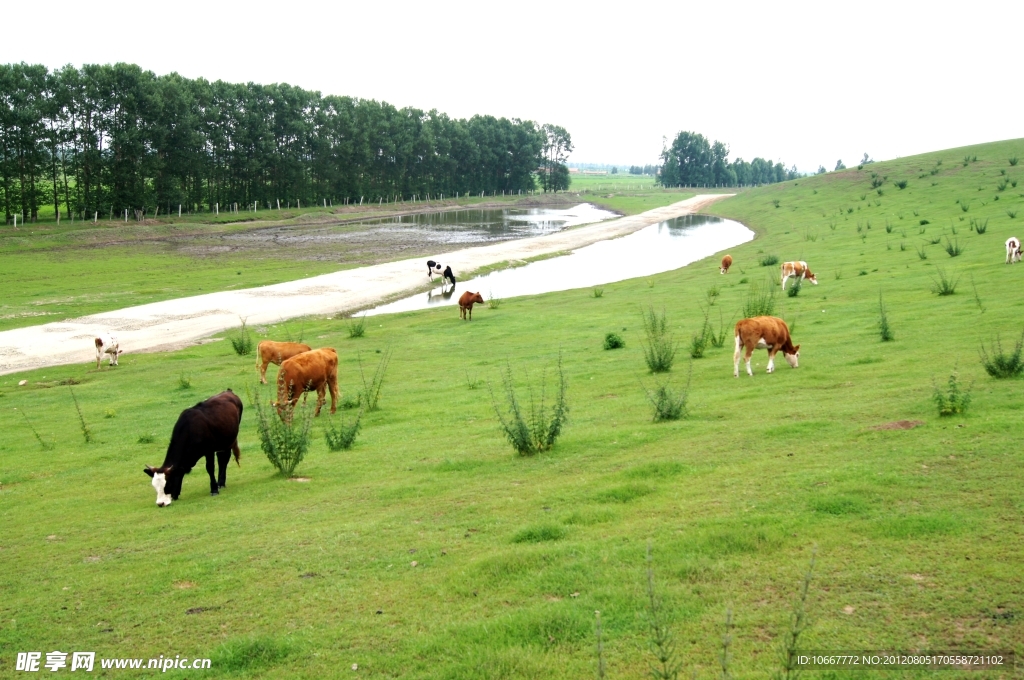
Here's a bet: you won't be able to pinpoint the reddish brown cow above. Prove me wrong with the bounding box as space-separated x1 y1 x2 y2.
720 254 733 274
256 340 311 384
733 316 800 377
459 291 485 320
275 348 339 417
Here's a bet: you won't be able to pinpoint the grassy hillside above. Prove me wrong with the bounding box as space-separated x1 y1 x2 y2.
1 140 1022 678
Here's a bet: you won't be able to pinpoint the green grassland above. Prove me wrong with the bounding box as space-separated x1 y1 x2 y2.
2 141 1023 678
0 189 694 334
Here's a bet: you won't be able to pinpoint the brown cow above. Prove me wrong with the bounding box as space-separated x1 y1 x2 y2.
256 340 311 384
733 316 800 377
459 291 485 320
780 261 818 290
275 348 339 417
720 254 733 274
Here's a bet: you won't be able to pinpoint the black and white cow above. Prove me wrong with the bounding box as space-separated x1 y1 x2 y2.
144 390 243 507
426 260 456 287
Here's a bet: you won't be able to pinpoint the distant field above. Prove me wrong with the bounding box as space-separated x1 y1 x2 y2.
2 140 1021 677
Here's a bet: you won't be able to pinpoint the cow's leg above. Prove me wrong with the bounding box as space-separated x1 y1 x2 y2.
205 453 219 495
259 360 269 384
329 380 339 415
767 348 777 373
733 335 742 377
468 306 473 321
781 274 789 290
314 385 325 416
110 349 118 366
745 347 755 377
95 347 102 369
216 449 229 488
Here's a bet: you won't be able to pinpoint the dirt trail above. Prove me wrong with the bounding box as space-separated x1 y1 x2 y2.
0 195 731 376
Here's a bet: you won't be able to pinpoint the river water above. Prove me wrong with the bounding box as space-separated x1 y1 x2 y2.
364 214 753 316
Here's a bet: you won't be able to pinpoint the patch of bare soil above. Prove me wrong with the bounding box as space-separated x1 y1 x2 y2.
871 420 924 430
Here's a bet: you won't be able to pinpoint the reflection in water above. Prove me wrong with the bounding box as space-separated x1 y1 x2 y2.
425 283 458 305
365 215 754 316
373 203 617 240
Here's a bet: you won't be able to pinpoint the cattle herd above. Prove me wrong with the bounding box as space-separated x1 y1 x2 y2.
80 243 1017 506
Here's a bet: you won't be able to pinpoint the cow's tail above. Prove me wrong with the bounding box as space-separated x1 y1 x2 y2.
232 440 241 467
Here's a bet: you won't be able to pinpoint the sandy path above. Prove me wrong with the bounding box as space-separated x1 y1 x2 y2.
0 194 731 376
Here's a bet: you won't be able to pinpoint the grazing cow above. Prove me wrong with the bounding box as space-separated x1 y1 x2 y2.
734 316 800 377
427 260 457 286
94 333 122 369
459 291 485 320
256 340 311 384
1006 237 1022 264
144 390 243 507
276 348 339 417
780 261 818 290
720 254 733 274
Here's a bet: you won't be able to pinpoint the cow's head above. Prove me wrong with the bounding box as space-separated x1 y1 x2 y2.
144 465 175 507
784 345 800 368
806 273 818 285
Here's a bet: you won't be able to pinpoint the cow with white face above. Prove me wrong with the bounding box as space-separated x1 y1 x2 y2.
144 390 243 506
1006 237 1021 264
94 333 122 368
734 316 800 377
780 261 818 290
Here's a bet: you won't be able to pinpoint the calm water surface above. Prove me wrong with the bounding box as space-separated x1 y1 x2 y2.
365 215 753 316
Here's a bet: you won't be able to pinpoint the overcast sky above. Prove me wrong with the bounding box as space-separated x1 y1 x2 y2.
4 0 1021 172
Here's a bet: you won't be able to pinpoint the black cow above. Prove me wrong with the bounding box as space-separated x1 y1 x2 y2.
426 260 456 286
143 390 243 507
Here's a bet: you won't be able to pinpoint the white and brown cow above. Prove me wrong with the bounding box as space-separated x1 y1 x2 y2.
780 261 818 290
734 316 800 377
1006 237 1022 264
720 254 733 274
94 333 122 368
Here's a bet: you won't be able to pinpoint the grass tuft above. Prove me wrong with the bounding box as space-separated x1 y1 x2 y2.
511 524 566 543
358 346 392 412
933 366 972 416
943 237 964 257
603 332 625 350
68 386 92 444
759 254 779 267
591 287 604 299
346 316 366 338
878 291 894 341
930 268 960 296
252 390 313 477
643 363 692 422
228 318 254 356
641 307 677 373
177 372 193 390
894 179 908 190
979 330 1024 379
324 410 361 450
491 354 569 456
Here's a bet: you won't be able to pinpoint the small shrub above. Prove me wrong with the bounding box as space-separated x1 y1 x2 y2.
644 371 691 422
758 254 779 267
960 200 970 212
603 332 625 350
738 277 748 284
979 330 1024 378
347 316 366 338
878 292 894 341
324 410 361 450
708 309 730 349
704 285 720 306
1010 156 1019 166
137 433 155 444
804 230 817 242
834 269 842 280
876 187 884 196
1007 210 1018 219
491 354 569 456
997 179 1009 192
859 193 866 201
772 199 780 208
253 390 313 476
641 307 677 373
177 372 193 390
358 346 392 411
944 237 964 257
894 180 908 190
743 280 777 318
974 218 988 234
104 408 117 419
689 327 709 359
591 287 604 298
487 295 502 309
931 268 960 296
228 318 254 356
932 366 972 416
871 176 883 188
858 270 868 276
919 219 929 225
885 221 894 233
340 393 361 410
928 235 942 245
644 545 684 680
786 277 802 297
900 241 907 251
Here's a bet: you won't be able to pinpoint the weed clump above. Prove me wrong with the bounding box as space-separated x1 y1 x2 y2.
944 237 964 257
878 292 894 341
786 277 802 298
743 280 777 318
644 364 692 421
641 307 677 373
973 217 988 234
228 318 254 356
759 254 779 267
68 386 92 444
512 524 565 543
358 346 392 412
491 354 569 456
591 287 604 298
603 332 625 350
253 390 313 476
177 372 193 390
894 179 908 190
931 268 960 296
933 366 972 416
979 330 1024 379
324 411 361 450
347 316 366 338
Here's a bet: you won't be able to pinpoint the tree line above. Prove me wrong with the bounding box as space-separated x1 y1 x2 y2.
0 62 571 223
628 164 659 176
658 131 798 188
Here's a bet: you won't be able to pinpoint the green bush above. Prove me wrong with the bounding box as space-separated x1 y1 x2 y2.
758 254 779 267
979 331 1024 379
878 292 894 341
931 268 960 296
324 410 362 450
743 280 777 318
253 390 313 476
786 277 802 298
933 367 972 416
347 316 366 338
640 307 677 373
603 332 625 350
491 355 569 456
228 318 254 355
644 364 692 422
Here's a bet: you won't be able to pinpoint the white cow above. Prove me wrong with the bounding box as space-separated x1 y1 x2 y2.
94 333 122 368
1006 237 1021 264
